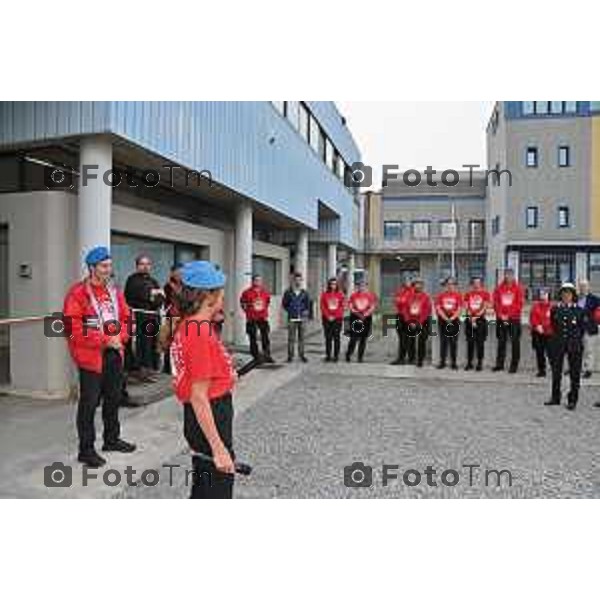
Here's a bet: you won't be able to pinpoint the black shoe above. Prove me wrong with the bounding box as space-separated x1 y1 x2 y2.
566 394 578 410
300 356 308 363
416 362 423 368
536 371 546 378
324 356 331 362
102 439 136 453
436 363 446 370
593 401 600 408
264 355 275 364
492 366 504 372
464 364 473 371
333 356 339 363
508 366 518 374
583 370 592 379
451 363 458 370
475 363 483 372
358 357 364 363
78 450 106 468
566 403 577 411
390 358 404 365
345 355 351 362
287 356 293 363
544 399 561 406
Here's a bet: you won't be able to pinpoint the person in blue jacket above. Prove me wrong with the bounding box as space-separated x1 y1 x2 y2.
282 272 311 363
576 279 600 378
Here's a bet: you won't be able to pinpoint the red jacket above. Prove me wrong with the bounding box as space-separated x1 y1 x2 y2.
348 291 377 318
530 300 554 335
464 289 491 317
320 291 345 320
63 280 131 374
435 291 463 320
394 285 414 315
402 291 432 324
240 286 270 321
493 282 525 320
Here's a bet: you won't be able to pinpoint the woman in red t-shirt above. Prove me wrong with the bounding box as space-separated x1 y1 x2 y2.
169 261 237 499
320 277 345 362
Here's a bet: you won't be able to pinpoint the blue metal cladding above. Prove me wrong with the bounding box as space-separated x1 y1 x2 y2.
0 101 360 246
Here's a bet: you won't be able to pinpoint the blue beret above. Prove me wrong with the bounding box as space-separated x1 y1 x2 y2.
181 261 226 290
85 246 111 267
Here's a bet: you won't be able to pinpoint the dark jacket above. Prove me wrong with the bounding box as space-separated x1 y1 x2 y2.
578 293 600 335
550 303 588 349
282 288 310 320
125 272 164 311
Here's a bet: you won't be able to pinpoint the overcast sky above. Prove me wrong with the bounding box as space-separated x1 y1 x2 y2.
336 101 495 189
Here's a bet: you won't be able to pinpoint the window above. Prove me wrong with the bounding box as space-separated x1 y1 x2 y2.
550 101 563 114
492 215 501 236
309 115 320 154
526 206 539 228
535 101 549 115
383 221 403 241
558 206 570 228
411 221 430 240
252 256 279 294
439 220 458 239
286 101 299 130
468 220 485 248
298 103 310 142
522 101 534 115
272 101 285 116
325 138 334 172
591 101 600 112
558 145 570 167
564 101 577 113
526 146 538 167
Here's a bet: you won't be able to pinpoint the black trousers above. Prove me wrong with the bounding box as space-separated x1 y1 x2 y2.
134 312 159 370
246 319 271 360
550 340 583 404
184 394 235 499
465 317 488 366
395 314 408 361
439 318 460 366
495 319 522 370
77 349 123 454
531 332 550 374
406 320 429 366
346 314 372 360
323 318 342 359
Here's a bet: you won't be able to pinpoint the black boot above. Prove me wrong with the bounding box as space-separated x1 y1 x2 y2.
102 439 137 453
78 450 106 468
566 393 578 410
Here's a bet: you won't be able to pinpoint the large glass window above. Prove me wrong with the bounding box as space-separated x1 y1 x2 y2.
411 221 430 239
550 101 563 114
383 221 403 241
252 256 279 294
535 101 549 114
469 220 485 248
591 101 600 112
298 102 310 142
564 101 577 113
325 138 334 172
286 101 299 130
309 115 320 154
522 101 534 115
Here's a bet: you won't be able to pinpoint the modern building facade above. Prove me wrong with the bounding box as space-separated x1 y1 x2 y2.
0 101 361 395
361 171 487 309
487 100 600 298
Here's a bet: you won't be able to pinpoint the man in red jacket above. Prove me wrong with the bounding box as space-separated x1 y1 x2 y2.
435 276 463 370
529 288 553 377
402 277 432 367
390 278 414 365
240 274 273 363
464 277 491 371
493 268 525 373
63 246 136 467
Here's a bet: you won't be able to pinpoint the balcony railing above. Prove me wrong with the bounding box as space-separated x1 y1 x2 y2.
364 236 486 253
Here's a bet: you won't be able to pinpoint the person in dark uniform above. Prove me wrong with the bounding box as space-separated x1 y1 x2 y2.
169 261 237 498
545 283 587 410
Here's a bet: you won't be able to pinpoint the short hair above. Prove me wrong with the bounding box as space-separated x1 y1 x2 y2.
136 254 152 266
293 272 302 278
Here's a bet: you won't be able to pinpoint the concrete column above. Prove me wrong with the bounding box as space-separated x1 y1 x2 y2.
327 243 337 279
234 203 253 345
348 253 355 294
576 252 588 282
295 228 309 281
78 136 113 273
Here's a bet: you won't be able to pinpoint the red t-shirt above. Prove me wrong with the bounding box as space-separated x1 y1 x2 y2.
435 291 463 319
464 289 491 317
320 291 345 320
349 291 377 318
240 286 270 321
170 318 236 403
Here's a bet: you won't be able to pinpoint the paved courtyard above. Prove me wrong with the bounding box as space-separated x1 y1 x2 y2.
121 333 600 499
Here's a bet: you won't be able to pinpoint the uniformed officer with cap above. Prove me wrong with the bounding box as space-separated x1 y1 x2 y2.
545 282 588 410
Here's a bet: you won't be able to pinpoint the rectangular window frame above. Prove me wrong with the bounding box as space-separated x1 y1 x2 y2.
526 146 538 168
383 221 403 241
558 145 570 167
558 205 570 228
526 206 539 229
411 220 431 240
